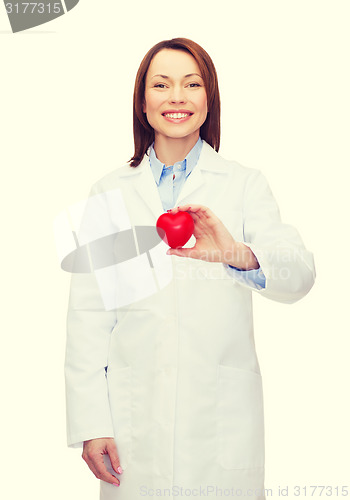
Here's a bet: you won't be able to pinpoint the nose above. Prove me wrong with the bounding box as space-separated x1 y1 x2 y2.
169 85 186 104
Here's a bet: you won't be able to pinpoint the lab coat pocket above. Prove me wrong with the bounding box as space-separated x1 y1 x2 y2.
216 364 265 470
106 365 132 470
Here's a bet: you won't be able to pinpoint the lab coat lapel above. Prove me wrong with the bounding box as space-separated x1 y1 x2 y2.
174 140 228 207
133 154 165 219
125 141 228 218
173 162 205 207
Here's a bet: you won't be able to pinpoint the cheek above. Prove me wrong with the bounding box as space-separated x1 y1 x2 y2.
196 92 208 115
144 92 162 114
143 91 151 114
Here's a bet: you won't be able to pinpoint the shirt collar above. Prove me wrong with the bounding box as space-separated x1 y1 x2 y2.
149 137 203 186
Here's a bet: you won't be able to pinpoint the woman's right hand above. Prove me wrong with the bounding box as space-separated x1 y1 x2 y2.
82 437 123 486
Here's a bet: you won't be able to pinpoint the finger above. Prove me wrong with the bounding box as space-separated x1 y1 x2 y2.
167 204 203 213
84 455 119 485
177 204 214 221
106 441 123 475
83 454 100 479
166 205 189 213
193 206 214 220
194 207 222 226
191 211 206 224
89 452 121 486
167 247 198 259
166 206 203 226
165 207 201 230
177 204 195 212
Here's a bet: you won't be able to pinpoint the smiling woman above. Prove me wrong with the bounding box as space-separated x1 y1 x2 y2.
141 49 208 164
130 38 221 168
64 37 316 500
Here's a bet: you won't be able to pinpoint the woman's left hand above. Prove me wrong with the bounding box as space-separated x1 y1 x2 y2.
166 204 259 270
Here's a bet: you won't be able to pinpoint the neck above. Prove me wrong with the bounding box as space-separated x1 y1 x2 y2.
153 132 199 167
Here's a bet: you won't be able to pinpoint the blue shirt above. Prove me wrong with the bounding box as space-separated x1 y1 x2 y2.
148 137 266 290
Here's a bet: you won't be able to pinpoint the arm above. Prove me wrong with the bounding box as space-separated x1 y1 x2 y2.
226 265 266 290
233 169 315 302
65 270 116 448
166 170 315 303
64 184 118 448
64 185 123 486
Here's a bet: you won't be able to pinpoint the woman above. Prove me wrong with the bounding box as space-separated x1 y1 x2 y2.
65 38 316 500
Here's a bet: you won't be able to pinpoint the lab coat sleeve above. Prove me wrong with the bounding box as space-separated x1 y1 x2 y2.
227 265 266 290
225 169 315 303
64 184 117 448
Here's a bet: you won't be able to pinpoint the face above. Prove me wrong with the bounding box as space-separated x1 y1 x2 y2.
143 49 208 143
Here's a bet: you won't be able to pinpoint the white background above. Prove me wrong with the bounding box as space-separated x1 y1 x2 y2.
1 0 349 498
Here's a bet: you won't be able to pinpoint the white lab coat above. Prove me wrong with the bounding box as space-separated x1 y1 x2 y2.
64 141 315 500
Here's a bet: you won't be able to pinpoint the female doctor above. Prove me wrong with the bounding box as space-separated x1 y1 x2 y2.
64 38 316 500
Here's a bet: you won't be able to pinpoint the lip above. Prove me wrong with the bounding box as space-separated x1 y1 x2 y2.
162 109 194 115
162 109 194 124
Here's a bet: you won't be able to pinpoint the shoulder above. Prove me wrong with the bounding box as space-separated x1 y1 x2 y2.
201 140 263 182
88 158 146 196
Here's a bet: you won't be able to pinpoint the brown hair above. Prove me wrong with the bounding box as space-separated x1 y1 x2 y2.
129 38 221 167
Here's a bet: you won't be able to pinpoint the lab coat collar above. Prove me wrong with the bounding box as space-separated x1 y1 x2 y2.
148 136 203 186
119 141 229 219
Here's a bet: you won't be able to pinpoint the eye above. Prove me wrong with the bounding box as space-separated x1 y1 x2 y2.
188 83 201 88
154 83 167 89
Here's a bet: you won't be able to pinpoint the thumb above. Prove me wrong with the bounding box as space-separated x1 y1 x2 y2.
167 247 197 258
106 440 123 475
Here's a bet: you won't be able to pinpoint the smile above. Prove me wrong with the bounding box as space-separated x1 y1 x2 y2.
162 112 193 124
163 112 192 119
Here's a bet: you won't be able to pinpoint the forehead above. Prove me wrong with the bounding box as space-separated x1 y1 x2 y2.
147 49 201 78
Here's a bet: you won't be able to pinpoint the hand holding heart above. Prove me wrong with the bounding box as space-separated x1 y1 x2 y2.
158 204 259 270
156 210 194 250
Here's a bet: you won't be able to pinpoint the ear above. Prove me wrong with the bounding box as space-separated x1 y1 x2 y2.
142 99 146 114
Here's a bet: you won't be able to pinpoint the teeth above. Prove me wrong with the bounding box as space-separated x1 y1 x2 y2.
164 113 190 119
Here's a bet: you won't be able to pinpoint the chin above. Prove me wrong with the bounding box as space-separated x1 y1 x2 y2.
162 127 199 140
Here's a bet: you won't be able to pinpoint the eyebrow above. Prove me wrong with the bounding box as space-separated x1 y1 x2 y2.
151 73 203 79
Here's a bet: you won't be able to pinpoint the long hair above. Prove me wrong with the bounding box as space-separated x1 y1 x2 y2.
129 38 221 167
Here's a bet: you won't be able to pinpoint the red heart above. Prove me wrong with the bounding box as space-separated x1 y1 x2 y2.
156 212 194 249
